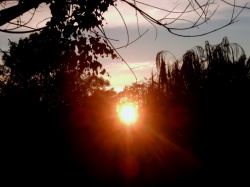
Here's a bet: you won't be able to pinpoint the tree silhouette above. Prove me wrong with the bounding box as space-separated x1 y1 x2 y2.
0 27 117 107
1 1 248 83
151 37 250 185
0 27 118 185
1 26 250 185
155 37 248 97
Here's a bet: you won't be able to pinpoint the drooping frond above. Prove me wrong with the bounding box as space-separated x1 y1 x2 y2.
205 36 246 65
155 37 249 98
156 50 179 93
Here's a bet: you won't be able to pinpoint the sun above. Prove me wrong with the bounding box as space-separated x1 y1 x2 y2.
118 103 138 125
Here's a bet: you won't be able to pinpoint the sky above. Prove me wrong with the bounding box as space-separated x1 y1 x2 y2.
0 0 250 92
101 0 250 91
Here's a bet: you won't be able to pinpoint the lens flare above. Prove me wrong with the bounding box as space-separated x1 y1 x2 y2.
118 103 138 125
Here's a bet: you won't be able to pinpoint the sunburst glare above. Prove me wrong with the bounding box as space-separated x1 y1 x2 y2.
117 102 138 125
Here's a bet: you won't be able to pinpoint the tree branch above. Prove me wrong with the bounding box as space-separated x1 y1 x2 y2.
0 0 45 27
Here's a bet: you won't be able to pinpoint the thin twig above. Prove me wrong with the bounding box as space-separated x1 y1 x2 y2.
98 25 138 83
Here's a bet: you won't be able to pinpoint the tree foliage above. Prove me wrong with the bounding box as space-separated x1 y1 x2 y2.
0 28 116 110
150 36 250 154
155 37 249 97
0 27 117 185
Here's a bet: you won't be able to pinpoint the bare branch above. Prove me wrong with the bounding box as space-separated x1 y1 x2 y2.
121 0 248 37
98 25 138 83
0 27 44 33
0 0 44 27
113 5 130 48
115 29 149 49
221 0 249 10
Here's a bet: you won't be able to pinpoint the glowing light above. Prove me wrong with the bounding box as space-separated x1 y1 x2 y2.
118 103 138 125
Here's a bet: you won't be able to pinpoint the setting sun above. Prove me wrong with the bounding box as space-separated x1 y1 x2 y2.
118 103 138 125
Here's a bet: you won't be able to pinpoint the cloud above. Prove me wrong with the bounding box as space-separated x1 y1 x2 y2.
103 59 157 88
103 0 250 31
103 0 184 28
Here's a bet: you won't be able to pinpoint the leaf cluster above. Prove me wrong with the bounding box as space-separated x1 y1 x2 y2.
48 0 116 38
0 28 116 110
